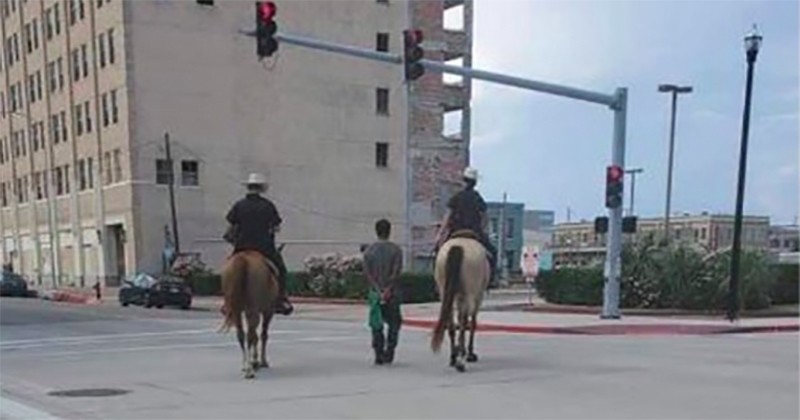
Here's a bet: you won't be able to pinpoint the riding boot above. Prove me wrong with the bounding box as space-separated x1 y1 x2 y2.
371 329 385 365
269 250 294 316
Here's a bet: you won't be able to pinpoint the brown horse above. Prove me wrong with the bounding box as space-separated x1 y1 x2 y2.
431 234 490 372
219 251 278 379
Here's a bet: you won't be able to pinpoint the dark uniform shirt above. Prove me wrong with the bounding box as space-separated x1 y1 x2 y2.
226 193 282 256
447 188 487 234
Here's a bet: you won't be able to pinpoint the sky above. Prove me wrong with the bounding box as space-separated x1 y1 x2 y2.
446 0 799 225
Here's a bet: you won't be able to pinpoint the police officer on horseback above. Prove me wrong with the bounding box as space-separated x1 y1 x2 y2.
435 167 498 287
224 173 293 315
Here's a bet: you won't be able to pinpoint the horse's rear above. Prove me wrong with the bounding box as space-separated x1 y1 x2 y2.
220 251 279 379
431 237 490 372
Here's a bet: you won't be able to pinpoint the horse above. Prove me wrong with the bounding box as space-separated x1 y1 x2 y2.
219 251 279 379
430 232 491 372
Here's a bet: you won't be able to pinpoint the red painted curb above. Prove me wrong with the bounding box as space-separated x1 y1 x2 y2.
402 318 799 336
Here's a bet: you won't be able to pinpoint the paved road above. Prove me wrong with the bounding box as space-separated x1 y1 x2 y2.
1 297 798 419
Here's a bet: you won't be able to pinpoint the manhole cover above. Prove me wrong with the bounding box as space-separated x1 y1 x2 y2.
48 388 130 398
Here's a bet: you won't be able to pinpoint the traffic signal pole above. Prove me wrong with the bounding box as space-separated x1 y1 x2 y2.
257 30 628 319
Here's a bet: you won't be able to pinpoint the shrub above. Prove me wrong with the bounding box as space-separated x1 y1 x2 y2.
771 264 799 305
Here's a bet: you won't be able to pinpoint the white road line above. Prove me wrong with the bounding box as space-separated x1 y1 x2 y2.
0 328 314 349
1 335 362 360
0 395 61 420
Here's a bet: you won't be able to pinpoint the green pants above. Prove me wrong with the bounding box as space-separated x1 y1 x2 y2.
368 291 402 353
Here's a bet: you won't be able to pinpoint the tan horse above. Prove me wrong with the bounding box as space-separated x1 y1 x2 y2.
219 251 278 379
431 234 490 372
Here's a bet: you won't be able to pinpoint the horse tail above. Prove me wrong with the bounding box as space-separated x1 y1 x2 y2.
432 245 463 353
219 254 248 333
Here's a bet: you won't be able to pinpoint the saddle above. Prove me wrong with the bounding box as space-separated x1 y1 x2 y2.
228 250 280 278
449 229 481 241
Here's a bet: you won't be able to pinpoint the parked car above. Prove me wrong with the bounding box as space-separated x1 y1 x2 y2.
119 274 192 309
0 272 29 297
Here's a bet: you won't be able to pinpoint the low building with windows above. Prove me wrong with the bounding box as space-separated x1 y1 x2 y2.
486 201 524 276
551 213 771 268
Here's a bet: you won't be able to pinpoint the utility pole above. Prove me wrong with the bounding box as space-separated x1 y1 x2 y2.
625 168 643 216
498 193 508 281
165 133 180 255
658 84 692 241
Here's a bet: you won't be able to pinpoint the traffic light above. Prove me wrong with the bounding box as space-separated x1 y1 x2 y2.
622 216 638 234
256 1 278 59
594 216 609 234
605 164 624 209
403 29 424 81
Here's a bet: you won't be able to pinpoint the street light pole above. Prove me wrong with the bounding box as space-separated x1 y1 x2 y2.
658 84 692 241
728 25 763 322
625 168 643 216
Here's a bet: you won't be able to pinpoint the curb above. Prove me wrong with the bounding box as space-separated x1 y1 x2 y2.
401 318 800 336
485 303 800 319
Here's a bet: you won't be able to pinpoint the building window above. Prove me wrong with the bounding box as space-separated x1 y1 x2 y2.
376 32 389 52
104 152 112 185
156 159 171 185
24 23 32 53
45 8 53 40
81 44 88 78
181 160 199 186
69 0 77 25
56 57 64 90
113 149 122 182
77 159 86 190
55 166 64 195
53 3 61 36
28 74 36 104
107 28 115 64
35 172 44 200
64 165 70 193
196 0 214 5
84 101 92 132
375 142 388 168
35 69 42 100
60 111 67 142
376 88 389 115
32 18 39 50
30 124 38 152
51 114 60 144
86 157 94 188
110 89 118 123
1 182 7 207
101 93 109 126
74 104 83 136
98 33 106 68
71 49 79 81
79 0 85 20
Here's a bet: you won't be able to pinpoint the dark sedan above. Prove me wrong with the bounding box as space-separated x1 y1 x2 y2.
119 274 192 310
0 272 29 297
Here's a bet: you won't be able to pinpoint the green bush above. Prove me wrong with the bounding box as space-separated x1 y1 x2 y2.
536 268 604 306
186 272 221 296
771 264 799 304
398 272 438 304
538 236 777 311
286 271 438 303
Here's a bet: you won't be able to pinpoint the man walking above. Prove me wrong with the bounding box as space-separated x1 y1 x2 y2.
363 219 403 365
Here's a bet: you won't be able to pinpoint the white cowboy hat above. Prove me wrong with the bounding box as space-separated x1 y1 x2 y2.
463 167 478 181
243 173 267 186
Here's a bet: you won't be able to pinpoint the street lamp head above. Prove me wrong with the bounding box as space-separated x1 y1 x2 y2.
744 24 762 61
659 84 693 94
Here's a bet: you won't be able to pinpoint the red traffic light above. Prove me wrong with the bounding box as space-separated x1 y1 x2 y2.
606 165 623 183
258 1 276 22
404 29 423 45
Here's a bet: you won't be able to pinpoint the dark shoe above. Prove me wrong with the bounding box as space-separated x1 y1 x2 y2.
374 352 385 365
383 348 395 364
275 298 294 316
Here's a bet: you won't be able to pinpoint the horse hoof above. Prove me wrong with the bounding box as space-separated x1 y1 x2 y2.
467 353 479 363
243 369 256 379
455 363 466 373
259 361 270 369
251 362 260 371
449 358 457 367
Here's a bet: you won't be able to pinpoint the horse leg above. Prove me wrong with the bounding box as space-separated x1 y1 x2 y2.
454 311 468 372
241 311 258 379
466 313 479 363
236 316 252 377
447 314 457 367
259 311 272 369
